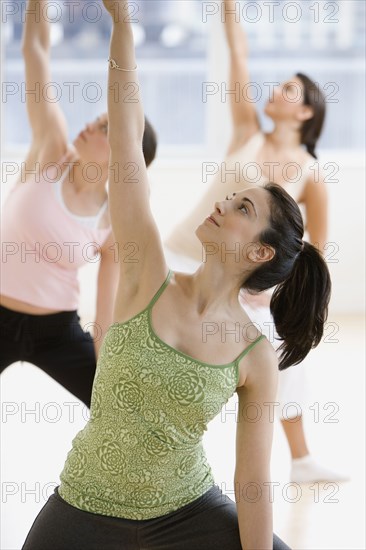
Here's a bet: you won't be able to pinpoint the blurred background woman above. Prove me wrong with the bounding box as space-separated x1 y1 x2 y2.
0 0 157 408
165 0 347 484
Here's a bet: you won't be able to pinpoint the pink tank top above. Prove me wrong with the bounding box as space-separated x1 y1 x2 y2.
1 164 112 310
165 131 313 263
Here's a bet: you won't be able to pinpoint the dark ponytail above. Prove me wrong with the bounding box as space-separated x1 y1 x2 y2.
296 73 326 160
270 242 331 369
243 183 331 370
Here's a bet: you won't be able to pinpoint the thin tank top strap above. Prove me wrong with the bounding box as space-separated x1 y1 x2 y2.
59 161 72 184
54 163 72 193
147 269 174 309
249 130 265 151
235 334 266 363
302 156 315 179
282 156 314 202
94 199 109 224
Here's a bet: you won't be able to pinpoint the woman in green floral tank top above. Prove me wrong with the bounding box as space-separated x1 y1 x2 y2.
22 1 331 549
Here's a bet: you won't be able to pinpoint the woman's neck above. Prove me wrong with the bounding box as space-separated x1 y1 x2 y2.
70 161 108 199
267 121 302 151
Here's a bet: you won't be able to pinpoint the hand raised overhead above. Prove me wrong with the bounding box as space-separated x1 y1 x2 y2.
102 0 129 21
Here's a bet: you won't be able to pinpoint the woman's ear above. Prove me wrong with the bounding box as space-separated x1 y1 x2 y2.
298 104 314 122
247 243 275 264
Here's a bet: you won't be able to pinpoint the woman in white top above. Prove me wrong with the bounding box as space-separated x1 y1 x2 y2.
165 0 348 484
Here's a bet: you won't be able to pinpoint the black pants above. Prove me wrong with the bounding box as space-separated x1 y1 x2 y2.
0 304 96 407
22 485 292 550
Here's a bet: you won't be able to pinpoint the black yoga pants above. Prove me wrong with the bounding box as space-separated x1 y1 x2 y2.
22 485 292 550
0 305 96 408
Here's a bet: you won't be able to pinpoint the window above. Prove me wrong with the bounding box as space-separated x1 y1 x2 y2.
2 0 365 154
2 0 207 153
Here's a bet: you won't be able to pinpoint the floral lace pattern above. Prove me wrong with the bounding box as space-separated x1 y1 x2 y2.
58 272 251 520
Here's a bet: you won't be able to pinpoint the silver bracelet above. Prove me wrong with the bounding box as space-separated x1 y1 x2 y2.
108 57 138 71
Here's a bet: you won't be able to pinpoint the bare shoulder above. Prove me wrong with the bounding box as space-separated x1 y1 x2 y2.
25 125 69 170
16 142 72 187
236 335 278 391
227 126 262 157
299 160 328 204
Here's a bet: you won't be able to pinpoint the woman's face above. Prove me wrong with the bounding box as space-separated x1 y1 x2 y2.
73 113 110 167
264 76 309 121
195 187 274 267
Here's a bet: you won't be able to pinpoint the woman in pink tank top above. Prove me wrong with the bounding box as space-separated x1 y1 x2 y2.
0 0 157 408
165 0 348 485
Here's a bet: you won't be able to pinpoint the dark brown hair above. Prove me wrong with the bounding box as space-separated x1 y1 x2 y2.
296 73 326 160
243 183 331 370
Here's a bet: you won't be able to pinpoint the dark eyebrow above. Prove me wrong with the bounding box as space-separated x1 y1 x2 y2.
228 192 257 217
242 198 257 217
233 193 257 217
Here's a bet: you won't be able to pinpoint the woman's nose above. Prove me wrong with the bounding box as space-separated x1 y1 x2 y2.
214 202 224 215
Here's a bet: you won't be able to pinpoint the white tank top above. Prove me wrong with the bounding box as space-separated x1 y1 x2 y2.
53 167 109 231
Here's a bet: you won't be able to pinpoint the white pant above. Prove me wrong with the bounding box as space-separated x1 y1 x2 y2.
243 304 308 421
164 247 308 421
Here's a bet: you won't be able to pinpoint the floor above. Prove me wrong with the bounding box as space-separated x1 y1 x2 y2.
1 314 365 550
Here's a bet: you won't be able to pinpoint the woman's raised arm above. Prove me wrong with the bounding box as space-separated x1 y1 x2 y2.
301 173 328 253
103 1 167 290
223 0 261 154
22 0 68 162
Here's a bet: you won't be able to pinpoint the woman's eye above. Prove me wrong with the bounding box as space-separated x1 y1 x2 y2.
240 204 248 214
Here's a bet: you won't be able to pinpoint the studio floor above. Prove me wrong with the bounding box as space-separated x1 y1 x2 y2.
1 313 365 550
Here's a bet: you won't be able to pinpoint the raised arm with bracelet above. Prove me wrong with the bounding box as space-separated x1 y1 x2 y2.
103 0 168 322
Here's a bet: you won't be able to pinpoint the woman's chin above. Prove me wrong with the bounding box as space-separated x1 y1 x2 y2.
72 137 81 152
264 104 274 118
71 140 85 161
194 224 207 241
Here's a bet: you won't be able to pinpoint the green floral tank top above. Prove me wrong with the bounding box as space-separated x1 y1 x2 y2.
58 269 265 520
